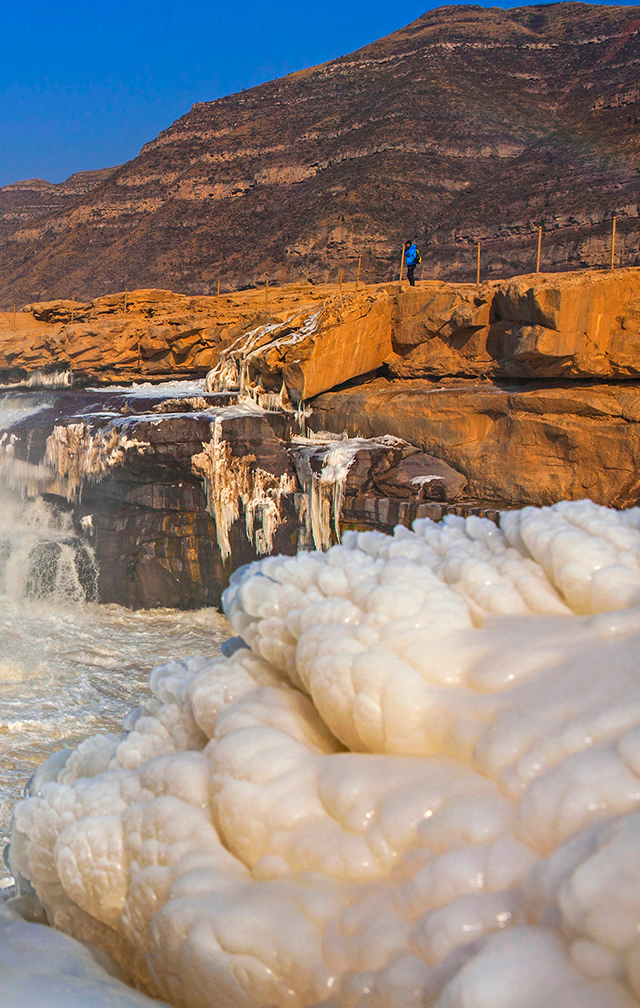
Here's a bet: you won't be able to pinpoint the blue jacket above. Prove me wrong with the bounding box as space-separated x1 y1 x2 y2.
404 243 418 266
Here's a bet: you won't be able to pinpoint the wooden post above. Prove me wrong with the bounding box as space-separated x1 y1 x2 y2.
217 279 221 298
265 279 269 308
124 289 128 313
611 215 617 270
339 268 343 293
536 227 542 273
71 295 75 324
399 248 405 283
355 255 362 290
476 242 481 285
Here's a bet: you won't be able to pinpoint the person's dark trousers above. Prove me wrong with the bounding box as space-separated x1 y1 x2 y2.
407 264 416 286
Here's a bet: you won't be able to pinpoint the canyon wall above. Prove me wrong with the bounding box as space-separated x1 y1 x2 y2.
0 3 638 303
1 268 639 608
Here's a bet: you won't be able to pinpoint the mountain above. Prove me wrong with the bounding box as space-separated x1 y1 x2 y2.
0 2 639 305
0 168 119 245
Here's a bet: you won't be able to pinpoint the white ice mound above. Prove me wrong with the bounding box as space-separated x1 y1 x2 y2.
0 904 169 1006
9 499 640 1007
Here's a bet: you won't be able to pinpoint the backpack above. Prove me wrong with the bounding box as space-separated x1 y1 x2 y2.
415 248 422 264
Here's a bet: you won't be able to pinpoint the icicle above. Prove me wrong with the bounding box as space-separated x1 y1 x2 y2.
44 421 150 502
205 308 323 407
23 370 73 389
290 435 410 552
294 491 312 550
0 370 72 391
192 419 296 561
295 399 311 436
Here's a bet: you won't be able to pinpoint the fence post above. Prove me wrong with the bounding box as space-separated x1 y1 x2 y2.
476 242 481 285
71 295 75 324
217 279 220 298
356 255 362 290
536 227 542 273
265 278 269 308
124 289 128 313
611 215 617 270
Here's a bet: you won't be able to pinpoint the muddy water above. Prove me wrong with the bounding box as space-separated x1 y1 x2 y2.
0 599 230 882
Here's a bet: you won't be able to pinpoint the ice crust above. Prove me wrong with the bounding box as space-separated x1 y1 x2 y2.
8 499 640 1007
0 904 170 1006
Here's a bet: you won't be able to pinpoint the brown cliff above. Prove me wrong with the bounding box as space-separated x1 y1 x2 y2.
309 379 640 509
208 267 640 513
0 3 639 304
205 268 640 406
3 267 640 390
0 283 333 385
1 268 640 608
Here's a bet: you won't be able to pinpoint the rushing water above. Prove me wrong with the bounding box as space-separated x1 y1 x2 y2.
0 387 231 885
0 598 230 883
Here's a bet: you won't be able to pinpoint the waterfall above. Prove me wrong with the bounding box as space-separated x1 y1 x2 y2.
0 391 53 431
0 392 98 603
0 491 98 603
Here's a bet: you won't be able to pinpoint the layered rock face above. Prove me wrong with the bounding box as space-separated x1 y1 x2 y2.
0 168 119 245
0 3 638 303
389 267 640 380
0 388 301 608
0 284 331 385
2 267 640 608
6 268 640 390
209 267 640 513
310 379 640 509
0 387 471 607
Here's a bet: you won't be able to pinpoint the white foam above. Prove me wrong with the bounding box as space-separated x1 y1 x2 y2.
86 379 207 396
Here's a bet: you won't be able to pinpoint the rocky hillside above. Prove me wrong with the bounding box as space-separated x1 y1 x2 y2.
0 2 639 304
0 168 119 244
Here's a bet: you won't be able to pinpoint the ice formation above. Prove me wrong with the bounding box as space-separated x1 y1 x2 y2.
45 420 151 501
0 370 72 391
206 309 323 408
0 418 151 502
8 499 640 1007
0 904 169 1006
192 409 297 560
290 434 416 551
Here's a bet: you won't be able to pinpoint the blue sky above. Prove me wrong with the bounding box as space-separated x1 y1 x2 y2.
0 0 636 188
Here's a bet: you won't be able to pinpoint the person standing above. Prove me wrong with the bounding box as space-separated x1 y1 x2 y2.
404 240 420 286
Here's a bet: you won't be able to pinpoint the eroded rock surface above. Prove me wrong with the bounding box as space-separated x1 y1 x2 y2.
4 269 640 394
0 386 477 606
0 388 300 608
0 4 638 301
0 268 639 607
310 377 640 508
208 290 395 403
0 284 332 386
389 268 640 380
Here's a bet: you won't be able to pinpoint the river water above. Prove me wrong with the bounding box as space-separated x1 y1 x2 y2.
0 388 231 884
